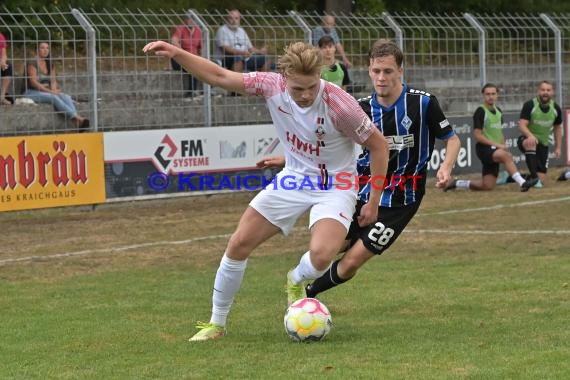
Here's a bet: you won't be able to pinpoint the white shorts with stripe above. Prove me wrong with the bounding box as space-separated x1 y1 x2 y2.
249 169 357 236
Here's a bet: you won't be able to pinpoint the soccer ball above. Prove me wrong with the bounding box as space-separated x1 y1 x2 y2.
284 298 332 342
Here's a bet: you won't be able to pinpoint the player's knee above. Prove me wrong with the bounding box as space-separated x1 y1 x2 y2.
309 248 337 271
226 232 252 259
523 140 536 150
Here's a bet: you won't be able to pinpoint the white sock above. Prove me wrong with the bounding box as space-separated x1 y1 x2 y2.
456 179 470 189
210 253 247 327
511 172 525 186
566 171 570 180
290 251 329 284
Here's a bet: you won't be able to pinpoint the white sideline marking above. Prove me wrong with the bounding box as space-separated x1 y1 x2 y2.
417 196 570 216
0 234 231 265
2 196 569 265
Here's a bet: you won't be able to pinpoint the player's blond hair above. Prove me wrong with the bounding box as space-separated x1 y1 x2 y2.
278 42 324 78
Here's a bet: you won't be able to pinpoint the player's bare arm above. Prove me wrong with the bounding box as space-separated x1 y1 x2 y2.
358 128 389 226
256 156 285 169
436 134 461 188
473 128 506 150
143 40 244 94
553 123 562 158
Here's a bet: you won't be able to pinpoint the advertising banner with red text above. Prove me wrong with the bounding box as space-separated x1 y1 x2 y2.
0 133 106 212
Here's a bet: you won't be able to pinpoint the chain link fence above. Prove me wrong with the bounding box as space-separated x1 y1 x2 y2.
1 8 568 136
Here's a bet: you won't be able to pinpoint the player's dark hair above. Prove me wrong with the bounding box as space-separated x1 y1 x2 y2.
481 83 498 93
317 36 335 48
368 39 403 67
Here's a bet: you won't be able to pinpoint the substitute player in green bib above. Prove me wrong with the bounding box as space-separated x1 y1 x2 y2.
317 36 350 91
445 83 537 192
518 80 563 187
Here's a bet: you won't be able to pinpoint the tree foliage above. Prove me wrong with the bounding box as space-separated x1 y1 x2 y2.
1 0 567 13
383 0 570 13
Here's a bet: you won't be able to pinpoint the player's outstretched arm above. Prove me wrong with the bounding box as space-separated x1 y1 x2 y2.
143 40 245 94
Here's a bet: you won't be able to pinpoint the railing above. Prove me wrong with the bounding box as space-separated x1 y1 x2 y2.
1 8 569 136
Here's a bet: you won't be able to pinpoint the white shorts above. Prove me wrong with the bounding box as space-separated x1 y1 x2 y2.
249 172 357 236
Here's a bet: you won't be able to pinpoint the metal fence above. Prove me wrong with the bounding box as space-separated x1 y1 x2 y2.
0 8 569 137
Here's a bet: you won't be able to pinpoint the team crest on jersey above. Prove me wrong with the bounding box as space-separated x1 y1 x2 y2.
401 115 412 130
315 117 326 140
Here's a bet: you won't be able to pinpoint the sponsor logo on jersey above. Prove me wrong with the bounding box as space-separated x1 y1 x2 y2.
286 132 320 156
386 134 414 150
439 119 450 129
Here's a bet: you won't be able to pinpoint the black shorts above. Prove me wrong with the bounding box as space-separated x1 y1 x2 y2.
475 143 500 177
347 199 422 255
517 135 549 173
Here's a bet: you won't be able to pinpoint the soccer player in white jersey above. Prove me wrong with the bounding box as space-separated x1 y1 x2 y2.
143 40 389 341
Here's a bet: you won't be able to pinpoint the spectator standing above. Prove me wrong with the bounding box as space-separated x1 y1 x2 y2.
312 15 352 68
171 14 202 99
0 31 13 105
215 9 269 73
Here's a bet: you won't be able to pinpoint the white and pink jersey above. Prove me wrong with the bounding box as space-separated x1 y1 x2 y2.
244 72 376 182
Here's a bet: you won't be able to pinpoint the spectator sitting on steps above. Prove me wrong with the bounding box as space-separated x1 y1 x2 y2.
0 31 13 105
23 41 89 131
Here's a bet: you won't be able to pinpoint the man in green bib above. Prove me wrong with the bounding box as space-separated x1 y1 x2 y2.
518 80 563 187
445 83 536 192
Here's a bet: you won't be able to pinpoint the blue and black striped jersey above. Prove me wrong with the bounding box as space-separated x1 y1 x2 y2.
357 84 456 207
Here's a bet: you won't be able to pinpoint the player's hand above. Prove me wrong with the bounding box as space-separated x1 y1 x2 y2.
435 167 452 188
554 147 561 159
143 41 178 58
357 201 378 227
256 156 285 169
496 144 507 150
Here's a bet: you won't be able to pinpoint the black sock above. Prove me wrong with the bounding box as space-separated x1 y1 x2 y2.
525 151 538 178
305 259 348 298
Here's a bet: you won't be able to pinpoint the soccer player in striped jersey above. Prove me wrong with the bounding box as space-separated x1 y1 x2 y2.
304 39 461 298
517 80 563 188
143 40 389 341
444 83 538 192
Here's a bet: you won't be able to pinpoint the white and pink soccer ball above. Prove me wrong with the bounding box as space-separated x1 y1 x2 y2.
284 298 332 342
